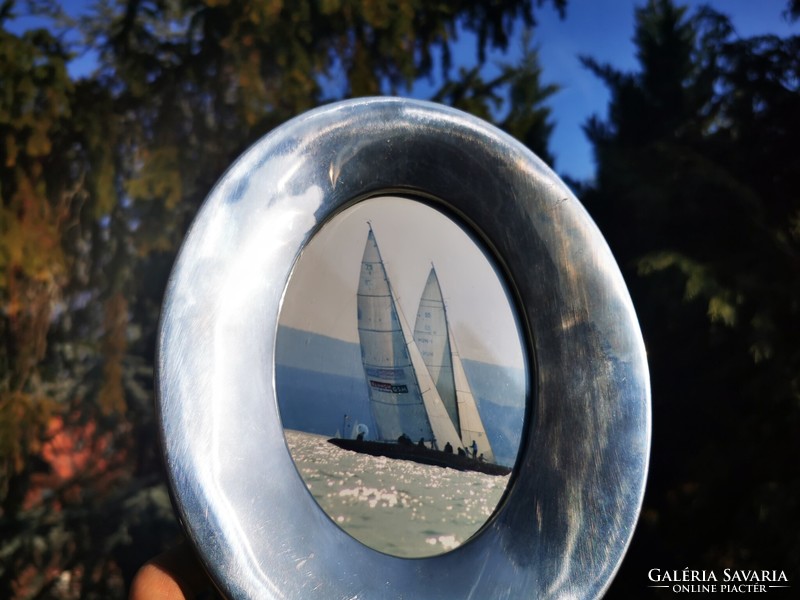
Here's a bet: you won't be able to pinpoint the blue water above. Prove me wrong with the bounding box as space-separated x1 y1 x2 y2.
276 325 527 466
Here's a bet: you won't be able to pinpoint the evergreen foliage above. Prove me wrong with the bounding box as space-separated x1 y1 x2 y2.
579 1 799 595
1 0 797 596
0 0 560 596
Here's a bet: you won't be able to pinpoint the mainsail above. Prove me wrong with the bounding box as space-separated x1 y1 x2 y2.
413 267 495 463
413 268 458 427
357 228 462 451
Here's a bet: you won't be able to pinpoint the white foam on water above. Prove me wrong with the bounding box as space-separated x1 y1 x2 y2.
285 429 510 558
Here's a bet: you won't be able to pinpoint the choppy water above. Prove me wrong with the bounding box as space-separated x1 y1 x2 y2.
285 429 510 558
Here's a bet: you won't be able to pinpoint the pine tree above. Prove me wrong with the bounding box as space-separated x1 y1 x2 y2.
0 0 564 595
579 1 800 594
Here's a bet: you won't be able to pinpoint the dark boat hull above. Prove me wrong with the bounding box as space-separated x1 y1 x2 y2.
328 438 512 477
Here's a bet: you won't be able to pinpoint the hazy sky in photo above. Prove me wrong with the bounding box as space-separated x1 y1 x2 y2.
279 197 526 369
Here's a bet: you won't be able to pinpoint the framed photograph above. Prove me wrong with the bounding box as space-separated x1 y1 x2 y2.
276 196 527 556
157 98 650 598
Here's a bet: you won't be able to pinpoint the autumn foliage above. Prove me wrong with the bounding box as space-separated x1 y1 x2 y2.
0 0 561 596
1 0 798 597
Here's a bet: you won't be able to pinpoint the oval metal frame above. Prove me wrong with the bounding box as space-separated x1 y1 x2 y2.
157 97 651 599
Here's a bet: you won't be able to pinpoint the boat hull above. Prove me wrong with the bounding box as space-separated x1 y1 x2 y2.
328 438 511 477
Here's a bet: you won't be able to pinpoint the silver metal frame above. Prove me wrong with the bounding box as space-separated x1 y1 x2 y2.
157 97 651 599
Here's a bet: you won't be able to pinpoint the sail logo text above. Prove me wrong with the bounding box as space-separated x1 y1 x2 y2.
369 380 408 394
648 568 789 594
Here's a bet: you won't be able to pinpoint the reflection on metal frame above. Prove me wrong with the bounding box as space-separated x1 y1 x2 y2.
157 97 651 599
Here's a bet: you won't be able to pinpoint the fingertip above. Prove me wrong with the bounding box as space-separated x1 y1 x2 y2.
130 560 187 600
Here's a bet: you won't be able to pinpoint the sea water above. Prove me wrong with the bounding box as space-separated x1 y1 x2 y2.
285 429 510 558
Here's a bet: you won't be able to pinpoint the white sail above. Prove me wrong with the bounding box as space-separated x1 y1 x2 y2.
413 267 459 429
414 267 495 462
357 229 434 442
357 229 463 451
450 329 495 463
396 290 464 452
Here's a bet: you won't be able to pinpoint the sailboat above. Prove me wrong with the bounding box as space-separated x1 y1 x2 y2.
413 266 496 464
328 226 510 476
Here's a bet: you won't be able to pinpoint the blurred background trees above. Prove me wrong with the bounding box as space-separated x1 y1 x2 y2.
578 2 799 595
0 0 797 597
1 0 562 596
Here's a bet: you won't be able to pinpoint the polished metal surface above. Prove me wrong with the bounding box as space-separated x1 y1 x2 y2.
157 97 651 599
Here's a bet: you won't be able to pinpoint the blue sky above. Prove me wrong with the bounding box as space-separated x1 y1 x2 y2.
431 0 798 181
6 1 797 181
